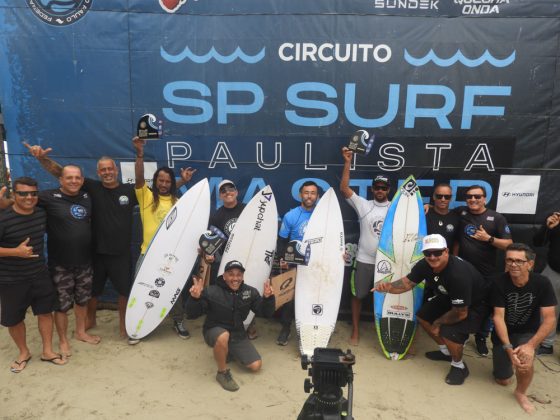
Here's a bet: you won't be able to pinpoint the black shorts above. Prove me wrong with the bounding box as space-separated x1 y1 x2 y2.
92 253 132 297
416 294 491 344
491 332 534 380
0 269 55 327
204 326 261 366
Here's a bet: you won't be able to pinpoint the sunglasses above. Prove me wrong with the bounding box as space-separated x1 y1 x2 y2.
373 186 388 191
434 194 452 200
219 186 236 194
14 190 39 197
465 194 484 200
422 249 445 257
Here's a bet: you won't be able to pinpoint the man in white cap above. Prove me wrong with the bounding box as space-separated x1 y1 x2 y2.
374 234 491 385
186 260 275 392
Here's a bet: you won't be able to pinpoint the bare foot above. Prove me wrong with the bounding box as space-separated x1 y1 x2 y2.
349 335 359 346
85 320 97 331
75 332 101 345
514 390 536 414
59 341 72 358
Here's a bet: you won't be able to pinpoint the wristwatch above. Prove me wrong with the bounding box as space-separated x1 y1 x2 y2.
488 236 495 244
502 343 513 350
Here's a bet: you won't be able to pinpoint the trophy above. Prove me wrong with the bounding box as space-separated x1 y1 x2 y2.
137 113 163 140
348 129 374 155
199 226 227 256
283 240 311 265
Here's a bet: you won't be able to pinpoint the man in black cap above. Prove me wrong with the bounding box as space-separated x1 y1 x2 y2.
341 147 390 345
186 260 275 391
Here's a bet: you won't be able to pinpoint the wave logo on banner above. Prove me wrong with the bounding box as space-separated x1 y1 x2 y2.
27 0 93 26
404 49 515 68
161 46 265 64
160 0 188 13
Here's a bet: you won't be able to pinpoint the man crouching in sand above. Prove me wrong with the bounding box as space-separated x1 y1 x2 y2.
492 243 557 413
186 260 275 391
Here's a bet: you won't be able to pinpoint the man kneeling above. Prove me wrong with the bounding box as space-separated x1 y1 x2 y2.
374 234 491 385
492 243 557 414
186 260 275 391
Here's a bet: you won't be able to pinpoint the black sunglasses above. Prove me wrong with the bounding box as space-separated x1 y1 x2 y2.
14 190 39 197
219 186 236 194
423 249 445 257
434 194 452 200
465 194 484 200
373 186 388 191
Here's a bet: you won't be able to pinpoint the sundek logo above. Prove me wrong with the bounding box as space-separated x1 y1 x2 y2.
27 0 93 26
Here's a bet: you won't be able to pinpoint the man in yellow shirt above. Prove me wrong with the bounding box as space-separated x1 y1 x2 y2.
131 137 195 343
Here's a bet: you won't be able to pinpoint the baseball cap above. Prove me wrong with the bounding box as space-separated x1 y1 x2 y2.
372 175 390 187
421 234 448 252
224 260 245 272
218 179 236 191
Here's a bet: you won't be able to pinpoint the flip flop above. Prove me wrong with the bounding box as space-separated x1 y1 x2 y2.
40 355 67 366
10 356 31 373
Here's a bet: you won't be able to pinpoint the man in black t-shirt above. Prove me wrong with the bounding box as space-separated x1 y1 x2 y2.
455 184 513 356
426 183 460 252
24 143 138 338
0 177 66 372
375 234 491 386
39 165 100 357
203 179 245 281
533 211 560 354
491 243 557 414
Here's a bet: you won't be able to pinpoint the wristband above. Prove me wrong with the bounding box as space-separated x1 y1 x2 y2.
502 343 513 350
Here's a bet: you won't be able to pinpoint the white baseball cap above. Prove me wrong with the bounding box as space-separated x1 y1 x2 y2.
421 234 447 252
218 179 236 191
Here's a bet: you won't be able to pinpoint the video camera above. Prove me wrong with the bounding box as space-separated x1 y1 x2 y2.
297 348 355 420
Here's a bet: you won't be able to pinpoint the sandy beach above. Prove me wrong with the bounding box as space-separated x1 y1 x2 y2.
1 310 559 420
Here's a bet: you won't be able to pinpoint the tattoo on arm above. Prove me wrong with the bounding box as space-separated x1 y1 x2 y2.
389 278 414 293
39 157 63 178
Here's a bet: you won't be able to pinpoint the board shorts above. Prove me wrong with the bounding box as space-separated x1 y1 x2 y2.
351 260 376 299
92 253 132 297
204 326 261 366
0 268 55 327
50 264 93 312
416 294 491 344
491 332 534 380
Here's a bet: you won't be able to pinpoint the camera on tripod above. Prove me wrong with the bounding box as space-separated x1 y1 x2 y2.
297 348 355 420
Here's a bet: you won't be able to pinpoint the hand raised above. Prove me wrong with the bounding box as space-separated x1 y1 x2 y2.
263 279 274 298
23 142 52 159
180 167 197 183
189 275 204 298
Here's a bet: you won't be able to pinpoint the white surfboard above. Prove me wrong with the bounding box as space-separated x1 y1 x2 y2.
373 175 426 360
126 178 210 339
295 188 345 357
218 185 278 326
